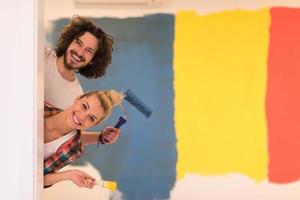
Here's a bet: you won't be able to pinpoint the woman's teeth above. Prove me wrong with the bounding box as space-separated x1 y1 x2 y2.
73 113 81 125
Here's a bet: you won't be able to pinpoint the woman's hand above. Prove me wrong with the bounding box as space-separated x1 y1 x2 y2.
67 170 96 189
101 126 121 144
80 127 121 145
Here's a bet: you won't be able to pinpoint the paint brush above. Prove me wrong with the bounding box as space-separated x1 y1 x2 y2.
95 180 118 191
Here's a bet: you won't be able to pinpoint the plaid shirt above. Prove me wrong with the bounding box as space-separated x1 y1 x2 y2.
43 102 83 175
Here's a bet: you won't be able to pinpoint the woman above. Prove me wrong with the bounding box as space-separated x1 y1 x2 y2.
44 89 122 188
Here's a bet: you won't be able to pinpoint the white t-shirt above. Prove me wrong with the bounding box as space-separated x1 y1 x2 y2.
44 48 83 159
44 131 77 160
44 48 84 109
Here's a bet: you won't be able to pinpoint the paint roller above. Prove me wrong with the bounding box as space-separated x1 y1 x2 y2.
114 89 152 129
100 91 151 188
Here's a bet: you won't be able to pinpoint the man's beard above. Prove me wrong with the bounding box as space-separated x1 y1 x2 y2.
63 50 86 70
63 53 78 70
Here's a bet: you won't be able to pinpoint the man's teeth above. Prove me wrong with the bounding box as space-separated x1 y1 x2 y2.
72 54 81 62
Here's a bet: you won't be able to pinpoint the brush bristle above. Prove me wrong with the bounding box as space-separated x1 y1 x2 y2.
103 181 117 191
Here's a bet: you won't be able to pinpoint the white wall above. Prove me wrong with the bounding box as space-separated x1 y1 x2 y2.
0 0 298 199
0 0 44 199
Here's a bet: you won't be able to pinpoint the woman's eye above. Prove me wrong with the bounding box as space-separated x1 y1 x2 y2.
89 116 95 122
82 103 87 110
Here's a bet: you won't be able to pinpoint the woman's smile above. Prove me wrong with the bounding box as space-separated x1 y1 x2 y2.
72 111 82 126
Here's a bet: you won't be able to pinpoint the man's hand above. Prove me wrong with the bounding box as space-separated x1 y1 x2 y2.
101 126 121 144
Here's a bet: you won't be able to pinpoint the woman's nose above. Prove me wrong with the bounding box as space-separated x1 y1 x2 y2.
82 111 91 122
75 112 84 124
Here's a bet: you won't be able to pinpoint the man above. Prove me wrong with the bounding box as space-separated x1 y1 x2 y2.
45 15 119 145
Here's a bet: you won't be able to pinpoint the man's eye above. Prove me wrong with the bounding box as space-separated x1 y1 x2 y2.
82 103 87 109
75 40 81 45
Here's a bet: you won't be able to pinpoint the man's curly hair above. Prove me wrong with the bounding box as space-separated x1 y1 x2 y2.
55 15 113 79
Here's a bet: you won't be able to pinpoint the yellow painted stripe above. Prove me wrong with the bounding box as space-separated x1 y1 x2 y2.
174 10 270 181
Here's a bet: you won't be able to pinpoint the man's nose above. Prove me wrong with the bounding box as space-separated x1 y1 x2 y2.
76 47 85 56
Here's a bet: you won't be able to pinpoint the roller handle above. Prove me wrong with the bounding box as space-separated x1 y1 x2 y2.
114 116 127 129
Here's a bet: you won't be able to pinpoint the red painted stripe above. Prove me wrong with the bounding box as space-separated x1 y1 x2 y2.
267 7 300 183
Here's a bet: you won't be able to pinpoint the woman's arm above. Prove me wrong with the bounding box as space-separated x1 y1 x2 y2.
80 131 99 145
44 170 95 188
81 126 120 145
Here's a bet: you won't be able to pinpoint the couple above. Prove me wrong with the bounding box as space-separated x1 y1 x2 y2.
44 16 122 188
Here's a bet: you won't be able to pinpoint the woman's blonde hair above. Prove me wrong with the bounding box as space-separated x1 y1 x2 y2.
80 89 123 123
